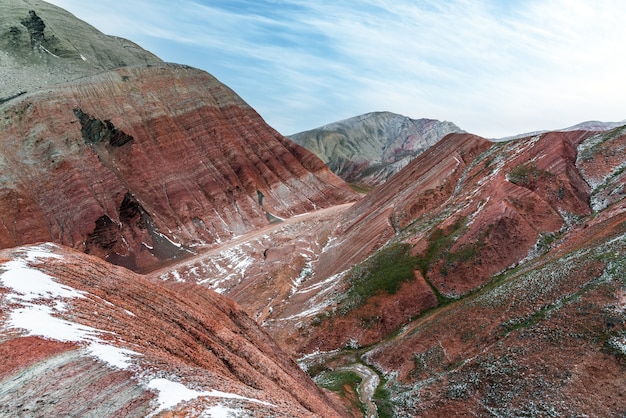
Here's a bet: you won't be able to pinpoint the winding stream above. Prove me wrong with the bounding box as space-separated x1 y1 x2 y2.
337 363 380 418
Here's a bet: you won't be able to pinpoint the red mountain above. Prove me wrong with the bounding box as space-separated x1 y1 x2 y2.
164 127 626 416
1 1 625 417
0 243 347 417
0 64 356 272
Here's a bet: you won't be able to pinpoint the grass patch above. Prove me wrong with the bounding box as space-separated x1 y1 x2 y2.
415 218 467 277
507 162 554 186
340 243 418 314
579 125 626 162
348 183 374 194
314 369 366 414
315 370 363 395
373 376 394 418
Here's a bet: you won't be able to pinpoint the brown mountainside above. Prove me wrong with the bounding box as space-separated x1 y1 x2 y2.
294 127 626 416
0 64 357 272
164 127 626 416
0 243 347 417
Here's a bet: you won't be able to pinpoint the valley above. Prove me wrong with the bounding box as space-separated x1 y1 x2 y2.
0 1 625 417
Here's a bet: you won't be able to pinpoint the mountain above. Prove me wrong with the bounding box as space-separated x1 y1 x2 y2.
563 119 626 132
2 1 625 417
166 126 626 416
292 127 626 416
0 63 356 272
0 243 346 417
496 119 626 142
1 0 162 102
0 3 356 416
0 2 357 272
289 111 463 188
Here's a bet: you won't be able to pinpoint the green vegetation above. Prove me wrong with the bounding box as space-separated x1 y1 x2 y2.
314 369 366 414
340 243 418 314
535 232 558 254
498 304 553 336
315 370 362 395
304 362 328 378
348 183 374 194
591 162 626 198
507 162 554 186
373 375 394 418
339 218 480 313
579 125 626 162
415 218 467 276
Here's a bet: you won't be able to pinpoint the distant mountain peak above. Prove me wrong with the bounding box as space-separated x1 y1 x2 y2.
496 119 626 141
290 111 464 187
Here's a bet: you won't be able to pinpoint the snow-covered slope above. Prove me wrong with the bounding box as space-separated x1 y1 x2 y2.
0 243 346 417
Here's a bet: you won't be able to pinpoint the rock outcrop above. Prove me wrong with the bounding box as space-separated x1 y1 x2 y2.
0 243 348 417
0 63 357 271
290 111 463 187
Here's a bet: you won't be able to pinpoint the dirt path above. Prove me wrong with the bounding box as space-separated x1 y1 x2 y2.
145 203 354 280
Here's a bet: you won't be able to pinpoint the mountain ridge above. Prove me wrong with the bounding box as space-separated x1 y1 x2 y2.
1 0 162 101
289 111 464 187
0 62 357 272
0 243 347 417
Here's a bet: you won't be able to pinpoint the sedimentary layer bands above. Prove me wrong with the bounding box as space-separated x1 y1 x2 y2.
0 243 347 417
0 64 357 271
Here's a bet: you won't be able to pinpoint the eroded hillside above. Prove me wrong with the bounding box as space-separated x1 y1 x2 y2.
0 64 356 271
166 126 626 416
0 243 347 417
1 1 625 417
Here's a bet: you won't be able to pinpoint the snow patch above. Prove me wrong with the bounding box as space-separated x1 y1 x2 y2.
290 259 313 295
171 270 183 283
0 244 139 370
39 44 60 58
1 259 85 304
147 378 273 414
201 405 243 417
155 230 183 248
608 334 626 356
88 342 137 369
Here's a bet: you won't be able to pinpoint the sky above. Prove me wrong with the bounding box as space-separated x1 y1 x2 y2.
46 0 626 138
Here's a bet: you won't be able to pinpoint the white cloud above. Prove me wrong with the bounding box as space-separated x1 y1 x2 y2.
45 0 626 137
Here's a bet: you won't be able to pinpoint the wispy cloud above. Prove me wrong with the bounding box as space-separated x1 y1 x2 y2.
47 0 626 137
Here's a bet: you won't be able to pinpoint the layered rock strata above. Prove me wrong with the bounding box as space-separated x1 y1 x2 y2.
0 243 348 417
0 64 357 271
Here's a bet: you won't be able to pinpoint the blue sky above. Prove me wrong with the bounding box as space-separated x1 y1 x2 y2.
47 0 626 138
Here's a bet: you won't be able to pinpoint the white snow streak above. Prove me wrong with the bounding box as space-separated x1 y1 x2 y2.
147 378 273 414
0 244 139 370
201 405 243 417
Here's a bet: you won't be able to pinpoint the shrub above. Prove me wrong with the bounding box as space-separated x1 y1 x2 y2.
507 163 554 186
